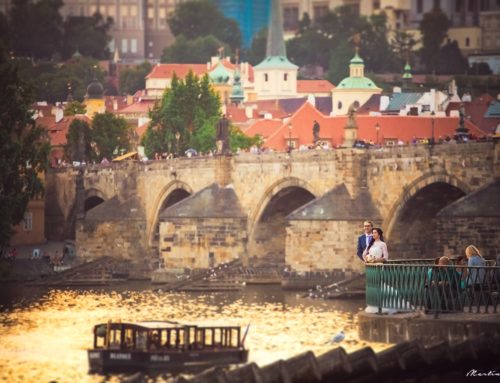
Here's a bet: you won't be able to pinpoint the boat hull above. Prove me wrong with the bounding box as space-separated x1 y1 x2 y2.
88 348 249 374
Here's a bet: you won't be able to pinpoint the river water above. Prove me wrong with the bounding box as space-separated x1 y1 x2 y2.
0 283 389 382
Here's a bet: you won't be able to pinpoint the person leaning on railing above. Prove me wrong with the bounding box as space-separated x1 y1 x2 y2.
464 245 486 286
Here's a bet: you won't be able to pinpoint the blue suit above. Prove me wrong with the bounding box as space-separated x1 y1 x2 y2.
357 234 372 261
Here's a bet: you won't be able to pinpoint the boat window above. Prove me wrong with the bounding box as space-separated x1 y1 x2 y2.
95 325 107 348
204 329 214 347
149 330 161 350
109 328 122 349
136 330 147 350
213 328 222 347
230 328 240 347
124 328 134 349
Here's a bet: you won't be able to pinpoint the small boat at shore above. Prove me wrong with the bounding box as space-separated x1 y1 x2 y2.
88 320 249 374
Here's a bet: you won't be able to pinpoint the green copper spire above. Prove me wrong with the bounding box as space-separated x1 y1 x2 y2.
230 64 244 104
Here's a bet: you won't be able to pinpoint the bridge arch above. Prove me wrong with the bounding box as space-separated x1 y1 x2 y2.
148 181 193 247
247 177 317 265
84 188 107 212
385 172 471 259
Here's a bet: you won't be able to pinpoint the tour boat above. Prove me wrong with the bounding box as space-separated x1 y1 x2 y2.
87 320 249 374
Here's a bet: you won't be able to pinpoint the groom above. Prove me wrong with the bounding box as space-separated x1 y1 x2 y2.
357 221 373 261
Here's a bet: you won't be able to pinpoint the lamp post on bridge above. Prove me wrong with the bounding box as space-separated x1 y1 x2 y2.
375 122 380 147
430 111 435 146
287 123 292 153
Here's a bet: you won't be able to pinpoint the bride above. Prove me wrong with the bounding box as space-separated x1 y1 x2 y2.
363 227 389 263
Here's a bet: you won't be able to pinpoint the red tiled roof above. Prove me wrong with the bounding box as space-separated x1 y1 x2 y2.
226 104 256 123
146 63 208 80
246 102 485 151
104 96 129 113
297 80 335 94
118 100 155 114
37 115 90 147
244 119 283 138
447 94 499 135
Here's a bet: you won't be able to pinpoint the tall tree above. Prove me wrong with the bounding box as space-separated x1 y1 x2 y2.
0 44 50 248
244 28 267 65
65 118 92 162
119 61 152 95
61 14 112 60
143 72 220 157
10 0 63 60
91 112 131 160
167 0 241 50
419 7 450 73
161 35 228 64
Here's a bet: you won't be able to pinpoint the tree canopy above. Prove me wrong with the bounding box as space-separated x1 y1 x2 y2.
119 61 152 95
0 44 50 248
161 35 229 64
419 7 450 73
167 0 241 51
5 0 111 61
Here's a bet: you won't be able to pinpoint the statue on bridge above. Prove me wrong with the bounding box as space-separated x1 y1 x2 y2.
313 120 320 144
216 114 230 155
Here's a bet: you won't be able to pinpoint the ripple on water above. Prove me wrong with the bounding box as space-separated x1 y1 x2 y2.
0 286 390 382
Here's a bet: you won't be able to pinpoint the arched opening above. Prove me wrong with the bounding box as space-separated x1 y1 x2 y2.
152 188 191 244
249 186 315 266
84 196 104 212
389 182 465 259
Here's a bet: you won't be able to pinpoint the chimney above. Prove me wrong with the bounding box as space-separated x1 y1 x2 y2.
113 99 118 111
307 94 316 107
393 86 402 93
55 107 64 123
379 95 390 111
245 106 253 119
430 89 437 113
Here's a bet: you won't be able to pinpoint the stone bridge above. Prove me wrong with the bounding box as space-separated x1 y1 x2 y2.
45 142 500 272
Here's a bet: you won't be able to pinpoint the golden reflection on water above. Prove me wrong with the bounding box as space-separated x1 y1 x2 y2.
0 287 390 382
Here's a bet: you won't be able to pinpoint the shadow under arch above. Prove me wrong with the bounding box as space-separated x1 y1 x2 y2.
384 172 470 259
84 188 107 212
147 180 193 247
247 177 317 265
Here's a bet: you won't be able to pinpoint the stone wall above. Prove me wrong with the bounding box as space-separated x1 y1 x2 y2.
286 220 366 272
76 218 148 265
159 217 248 269
436 217 500 259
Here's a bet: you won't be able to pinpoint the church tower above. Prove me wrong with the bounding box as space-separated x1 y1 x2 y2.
253 0 298 100
84 72 105 119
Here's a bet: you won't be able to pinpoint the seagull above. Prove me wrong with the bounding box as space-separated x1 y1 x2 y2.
329 331 345 344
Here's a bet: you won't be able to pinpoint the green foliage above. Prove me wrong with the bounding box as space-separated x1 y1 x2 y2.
10 0 63 60
161 35 228 64
434 40 468 74
419 7 450 73
229 126 261 152
119 62 152 95
91 112 131 160
0 45 50 248
65 119 92 162
61 14 113 60
168 0 241 50
390 30 419 68
143 71 221 158
64 101 86 116
287 6 398 80
327 40 352 85
16 56 105 102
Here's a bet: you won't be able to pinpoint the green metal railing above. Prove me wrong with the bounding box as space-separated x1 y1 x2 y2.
366 263 500 318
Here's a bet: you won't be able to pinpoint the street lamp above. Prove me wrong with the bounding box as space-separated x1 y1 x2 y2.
375 122 380 146
287 123 293 153
175 132 180 157
430 111 435 146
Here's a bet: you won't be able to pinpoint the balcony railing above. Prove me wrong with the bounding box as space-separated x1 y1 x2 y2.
366 262 500 318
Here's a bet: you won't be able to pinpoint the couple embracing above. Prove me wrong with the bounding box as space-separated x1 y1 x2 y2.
356 221 388 263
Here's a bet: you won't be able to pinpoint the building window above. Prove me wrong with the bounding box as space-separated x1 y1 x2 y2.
121 38 128 53
455 0 462 12
264 73 268 82
283 6 299 31
131 38 137 53
465 37 470 46
23 212 33 231
284 73 288 81
417 0 423 13
468 0 474 11
373 1 380 10
480 0 490 11
433 0 441 9
337 101 342 110
109 38 115 53
313 5 329 21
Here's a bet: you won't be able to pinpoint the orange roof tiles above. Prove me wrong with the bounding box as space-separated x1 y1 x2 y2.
297 80 335 94
245 102 486 151
118 100 155 114
146 63 208 80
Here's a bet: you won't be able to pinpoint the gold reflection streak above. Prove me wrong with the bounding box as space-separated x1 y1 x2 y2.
0 290 390 383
